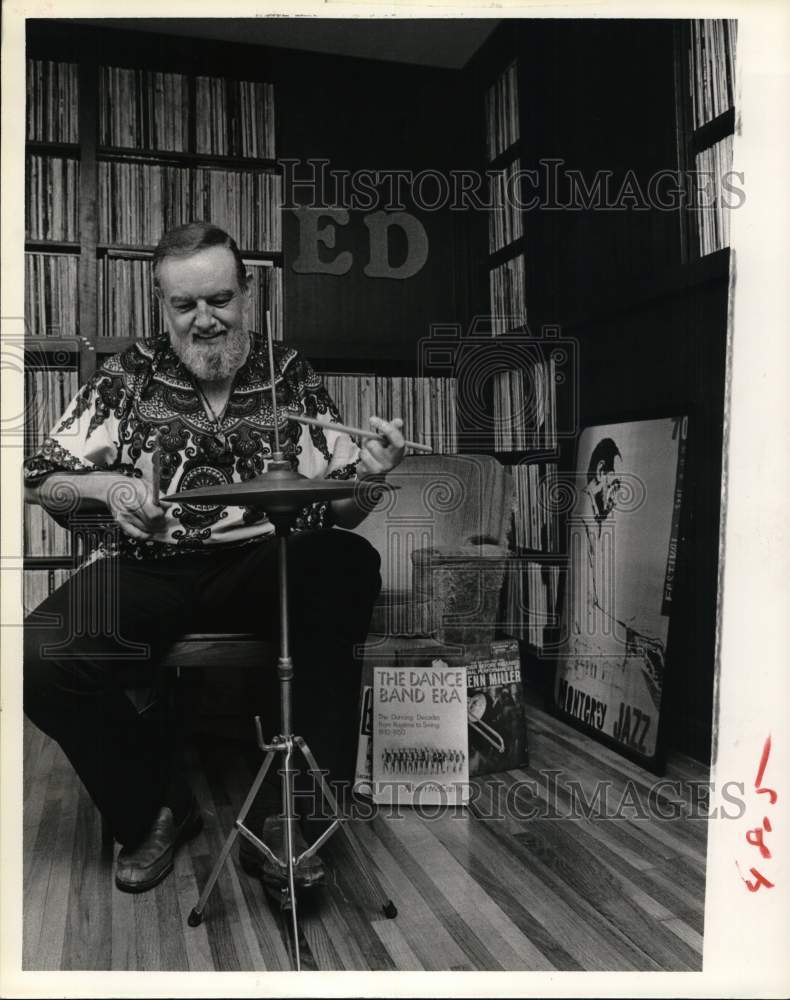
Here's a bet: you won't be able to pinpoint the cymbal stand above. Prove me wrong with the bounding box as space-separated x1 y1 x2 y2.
186 502 397 970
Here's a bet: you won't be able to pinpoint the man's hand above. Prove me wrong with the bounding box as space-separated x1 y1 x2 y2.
329 417 406 530
104 475 166 541
28 471 166 542
357 416 406 479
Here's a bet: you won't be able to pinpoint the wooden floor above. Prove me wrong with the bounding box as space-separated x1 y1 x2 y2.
22 702 708 971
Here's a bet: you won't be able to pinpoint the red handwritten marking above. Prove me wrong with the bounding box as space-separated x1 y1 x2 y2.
755 734 777 804
746 825 771 859
736 861 775 893
737 735 779 892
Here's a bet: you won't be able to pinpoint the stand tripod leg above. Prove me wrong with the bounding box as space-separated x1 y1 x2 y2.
295 736 398 919
280 738 302 971
187 747 277 928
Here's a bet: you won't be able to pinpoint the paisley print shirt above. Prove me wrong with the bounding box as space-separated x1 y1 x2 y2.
23 333 361 559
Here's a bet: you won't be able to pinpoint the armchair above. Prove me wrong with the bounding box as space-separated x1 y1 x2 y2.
353 453 514 652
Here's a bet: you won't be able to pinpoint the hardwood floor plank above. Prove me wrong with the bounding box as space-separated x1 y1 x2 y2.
353 819 473 970
22 798 60 969
509 766 683 873
326 851 398 969
23 725 53 837
556 819 705 935
173 853 218 972
661 916 704 955
510 821 698 969
133 885 161 969
370 916 424 970
110 864 139 971
400 810 556 971
35 760 81 970
154 877 191 970
475 810 659 970
227 863 293 971
469 780 643 970
375 814 505 971
188 851 245 971
61 787 113 970
529 715 709 848
526 735 703 863
428 812 563 970
293 894 347 971
651 854 707 898
477 773 701 970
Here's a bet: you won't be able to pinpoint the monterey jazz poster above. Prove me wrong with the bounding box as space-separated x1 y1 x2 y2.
553 416 687 769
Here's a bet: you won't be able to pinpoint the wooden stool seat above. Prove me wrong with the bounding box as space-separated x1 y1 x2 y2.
160 633 273 672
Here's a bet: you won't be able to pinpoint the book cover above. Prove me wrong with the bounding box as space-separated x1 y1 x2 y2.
355 639 530 794
465 639 530 777
371 660 469 806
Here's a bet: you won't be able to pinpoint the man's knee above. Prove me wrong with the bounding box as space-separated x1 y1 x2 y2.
23 622 113 719
291 529 381 584
23 627 64 724
288 529 382 629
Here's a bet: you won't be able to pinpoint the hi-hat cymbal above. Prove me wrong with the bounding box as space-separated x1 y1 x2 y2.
164 477 356 510
159 460 401 515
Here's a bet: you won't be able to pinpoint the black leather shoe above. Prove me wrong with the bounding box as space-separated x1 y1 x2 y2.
115 798 203 893
238 816 326 893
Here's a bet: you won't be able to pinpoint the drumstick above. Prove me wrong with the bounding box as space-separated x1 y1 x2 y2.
151 446 161 505
265 310 282 453
289 413 433 454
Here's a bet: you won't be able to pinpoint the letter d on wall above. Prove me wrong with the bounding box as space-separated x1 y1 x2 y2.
364 211 428 279
291 207 352 275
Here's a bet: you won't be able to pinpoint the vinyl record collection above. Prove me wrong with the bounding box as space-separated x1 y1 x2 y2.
24 368 80 558
511 461 560 552
244 261 284 342
96 163 281 251
26 59 79 143
26 155 80 242
489 254 527 335
321 374 458 454
193 168 282 252
25 253 79 338
97 255 162 340
485 60 519 162
694 134 734 256
488 159 524 254
97 162 191 245
99 67 190 151
688 19 737 129
195 76 276 158
504 560 561 653
492 355 557 451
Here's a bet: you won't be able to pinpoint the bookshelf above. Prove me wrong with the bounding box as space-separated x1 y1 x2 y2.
674 20 737 261
479 55 563 655
23 33 284 600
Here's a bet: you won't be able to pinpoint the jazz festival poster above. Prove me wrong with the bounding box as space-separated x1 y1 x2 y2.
554 416 687 769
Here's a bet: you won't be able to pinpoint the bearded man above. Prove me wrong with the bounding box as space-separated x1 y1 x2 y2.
23 221 405 894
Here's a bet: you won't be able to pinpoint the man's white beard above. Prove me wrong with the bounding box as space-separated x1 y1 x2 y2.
170 326 249 382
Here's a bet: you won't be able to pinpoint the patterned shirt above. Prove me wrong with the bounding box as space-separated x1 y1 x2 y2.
23 332 360 559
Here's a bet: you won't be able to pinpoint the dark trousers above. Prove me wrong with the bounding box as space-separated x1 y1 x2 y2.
24 529 381 847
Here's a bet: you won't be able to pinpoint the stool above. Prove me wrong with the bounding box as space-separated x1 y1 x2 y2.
101 631 275 846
